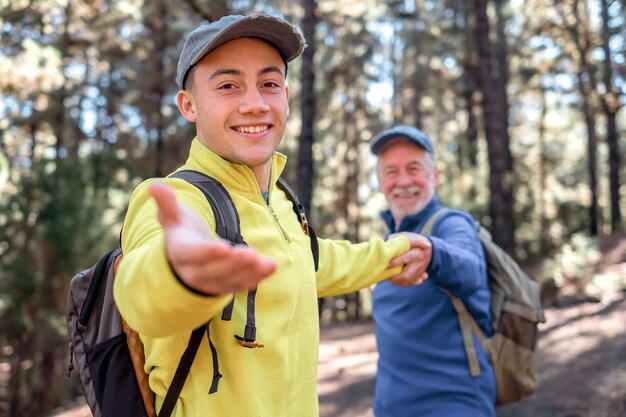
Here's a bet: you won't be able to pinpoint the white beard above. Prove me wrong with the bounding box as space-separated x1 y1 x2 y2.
390 183 435 225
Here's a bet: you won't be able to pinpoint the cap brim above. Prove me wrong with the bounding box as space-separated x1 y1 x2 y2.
370 133 433 155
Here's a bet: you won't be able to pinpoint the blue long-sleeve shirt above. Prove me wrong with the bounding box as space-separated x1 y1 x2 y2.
372 196 496 417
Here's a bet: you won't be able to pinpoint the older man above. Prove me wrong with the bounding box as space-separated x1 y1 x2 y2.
371 125 496 417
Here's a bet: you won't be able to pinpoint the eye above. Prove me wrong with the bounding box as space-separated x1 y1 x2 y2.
408 164 423 173
262 80 281 88
218 83 236 90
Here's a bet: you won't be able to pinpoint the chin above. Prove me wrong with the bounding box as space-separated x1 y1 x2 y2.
398 202 427 217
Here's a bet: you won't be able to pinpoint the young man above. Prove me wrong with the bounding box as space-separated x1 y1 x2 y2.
114 15 430 417
370 125 496 417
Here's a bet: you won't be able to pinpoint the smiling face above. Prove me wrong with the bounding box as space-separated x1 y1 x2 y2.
376 139 439 227
176 37 289 190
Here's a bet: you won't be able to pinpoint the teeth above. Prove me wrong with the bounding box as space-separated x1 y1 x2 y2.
392 187 421 198
236 126 268 134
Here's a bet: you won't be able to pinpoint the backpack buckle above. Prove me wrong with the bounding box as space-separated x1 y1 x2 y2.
300 212 309 236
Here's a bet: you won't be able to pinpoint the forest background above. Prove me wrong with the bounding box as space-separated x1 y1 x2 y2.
0 0 624 416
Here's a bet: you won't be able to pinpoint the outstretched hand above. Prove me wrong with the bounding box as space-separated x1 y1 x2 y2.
386 232 433 287
148 181 277 295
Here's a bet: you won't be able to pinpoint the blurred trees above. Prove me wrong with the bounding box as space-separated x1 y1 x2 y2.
471 0 515 254
296 0 317 216
0 0 624 414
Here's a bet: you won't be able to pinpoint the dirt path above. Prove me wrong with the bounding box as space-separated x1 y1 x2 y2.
50 292 626 417
496 291 626 417
318 291 626 417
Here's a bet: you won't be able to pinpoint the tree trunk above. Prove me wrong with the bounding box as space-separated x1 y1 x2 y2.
297 0 317 217
153 0 166 177
538 87 551 252
494 0 512 171
600 0 622 232
298 0 320 318
461 0 480 181
344 93 361 320
462 63 480 171
605 105 621 231
571 0 600 235
470 0 515 253
580 86 599 236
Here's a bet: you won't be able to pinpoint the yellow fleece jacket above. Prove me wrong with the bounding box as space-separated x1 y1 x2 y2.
114 139 409 417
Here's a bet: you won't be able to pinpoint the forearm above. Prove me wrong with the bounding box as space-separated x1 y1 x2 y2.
115 234 231 337
316 235 409 297
427 215 486 296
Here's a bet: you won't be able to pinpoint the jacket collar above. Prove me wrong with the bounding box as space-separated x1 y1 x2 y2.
182 138 287 198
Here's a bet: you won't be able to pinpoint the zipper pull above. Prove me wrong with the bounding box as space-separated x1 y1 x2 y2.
299 212 309 236
66 342 74 378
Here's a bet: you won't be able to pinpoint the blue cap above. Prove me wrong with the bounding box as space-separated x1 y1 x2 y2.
370 125 434 156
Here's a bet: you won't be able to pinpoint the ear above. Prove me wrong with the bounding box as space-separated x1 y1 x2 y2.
177 90 197 123
434 164 440 187
285 85 290 116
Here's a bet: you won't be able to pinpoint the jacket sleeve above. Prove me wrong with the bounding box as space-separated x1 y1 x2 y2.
113 179 232 338
315 235 409 297
426 210 487 297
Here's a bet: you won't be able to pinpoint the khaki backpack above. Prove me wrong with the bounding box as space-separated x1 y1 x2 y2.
421 208 546 406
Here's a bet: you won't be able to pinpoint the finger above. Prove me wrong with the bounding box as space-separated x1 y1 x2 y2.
390 259 424 281
387 277 410 287
390 232 432 250
405 236 431 250
149 181 180 227
387 248 424 269
169 239 234 265
387 254 406 269
410 272 429 285
196 256 277 293
178 244 277 294
200 246 277 282
390 273 427 287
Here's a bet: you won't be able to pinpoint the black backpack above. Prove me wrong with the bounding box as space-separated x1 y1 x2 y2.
66 170 318 417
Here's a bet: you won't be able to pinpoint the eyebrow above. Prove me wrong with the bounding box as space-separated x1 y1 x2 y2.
209 69 240 80
209 66 284 80
258 66 284 77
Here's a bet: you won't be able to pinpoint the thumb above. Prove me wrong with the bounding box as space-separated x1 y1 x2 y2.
148 181 180 227
391 232 431 250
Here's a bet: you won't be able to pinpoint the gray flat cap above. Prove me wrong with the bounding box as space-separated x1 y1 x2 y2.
176 14 306 89
370 125 434 156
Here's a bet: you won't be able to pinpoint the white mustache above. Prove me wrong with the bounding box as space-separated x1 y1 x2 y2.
391 186 421 198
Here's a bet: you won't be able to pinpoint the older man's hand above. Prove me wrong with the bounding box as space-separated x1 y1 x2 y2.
386 232 433 287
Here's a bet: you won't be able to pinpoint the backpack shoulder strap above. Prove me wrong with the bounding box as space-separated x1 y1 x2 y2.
419 207 486 378
156 170 245 406
277 177 319 272
418 207 449 236
157 325 206 417
448 296 486 377
170 170 244 244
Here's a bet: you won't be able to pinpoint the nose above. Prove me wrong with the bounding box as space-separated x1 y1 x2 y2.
239 87 270 114
395 170 412 186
